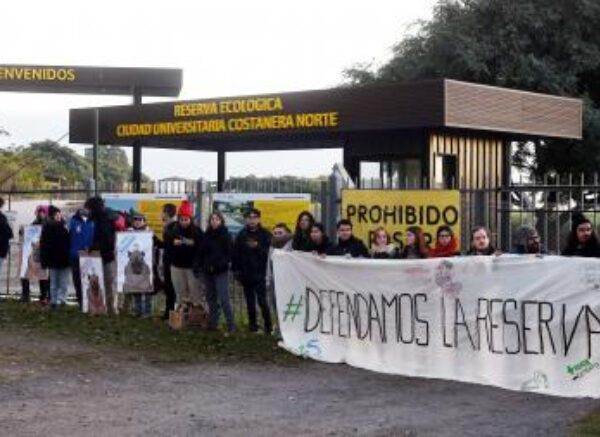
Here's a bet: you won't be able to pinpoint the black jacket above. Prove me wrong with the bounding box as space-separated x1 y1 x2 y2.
0 211 13 258
328 236 369 258
232 226 272 284
292 231 312 252
562 240 600 258
307 236 333 255
91 210 116 264
203 226 232 274
164 222 203 269
40 220 70 269
466 246 496 256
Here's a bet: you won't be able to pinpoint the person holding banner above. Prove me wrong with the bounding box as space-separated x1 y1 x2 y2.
429 225 460 258
20 205 50 304
562 213 600 257
512 226 546 255
399 226 429 259
165 201 204 309
370 226 399 259
466 226 498 256
40 206 70 308
291 211 315 252
0 197 13 284
307 223 332 255
203 211 235 334
232 208 273 334
328 219 369 258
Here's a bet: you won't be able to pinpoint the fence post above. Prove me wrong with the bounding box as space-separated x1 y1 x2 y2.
326 173 339 241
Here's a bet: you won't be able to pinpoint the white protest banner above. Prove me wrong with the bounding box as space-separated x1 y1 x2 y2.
20 225 48 280
116 232 154 293
273 251 600 398
80 252 107 314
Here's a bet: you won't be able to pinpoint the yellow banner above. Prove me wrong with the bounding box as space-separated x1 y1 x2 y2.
341 190 460 249
138 199 186 241
253 200 311 233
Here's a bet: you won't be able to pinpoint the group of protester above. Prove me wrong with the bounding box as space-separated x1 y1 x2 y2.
1 195 600 336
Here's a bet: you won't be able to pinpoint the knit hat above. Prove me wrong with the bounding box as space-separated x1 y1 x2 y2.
35 205 49 216
178 201 193 218
130 209 146 221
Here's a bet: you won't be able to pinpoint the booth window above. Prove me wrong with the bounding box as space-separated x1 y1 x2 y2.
360 159 422 189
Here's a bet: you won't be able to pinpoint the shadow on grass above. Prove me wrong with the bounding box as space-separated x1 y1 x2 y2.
0 301 300 366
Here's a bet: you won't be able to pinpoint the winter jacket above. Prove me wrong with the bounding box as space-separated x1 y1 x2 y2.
562 240 600 258
0 211 14 259
40 220 70 269
164 222 203 269
466 246 496 256
91 210 116 264
292 231 312 252
232 225 272 284
203 225 232 275
371 244 399 259
399 245 428 259
429 238 460 258
307 236 333 255
328 236 369 258
68 213 95 260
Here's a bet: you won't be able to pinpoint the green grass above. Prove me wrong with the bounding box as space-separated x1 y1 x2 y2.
571 407 600 436
0 300 299 365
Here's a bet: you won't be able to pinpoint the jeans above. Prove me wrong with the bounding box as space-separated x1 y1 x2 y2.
70 258 83 309
0 257 4 277
204 271 235 332
50 268 70 305
242 280 272 333
171 266 202 307
125 293 153 317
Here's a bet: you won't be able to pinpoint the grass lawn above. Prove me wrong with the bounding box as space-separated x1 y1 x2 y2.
572 407 600 436
0 300 299 365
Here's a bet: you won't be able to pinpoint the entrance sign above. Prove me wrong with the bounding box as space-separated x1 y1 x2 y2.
273 251 600 398
0 64 182 96
342 189 460 247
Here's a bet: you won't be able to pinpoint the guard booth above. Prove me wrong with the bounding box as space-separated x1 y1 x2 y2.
69 78 583 246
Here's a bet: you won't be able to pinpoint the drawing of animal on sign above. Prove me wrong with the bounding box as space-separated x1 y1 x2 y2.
116 232 154 293
79 252 107 314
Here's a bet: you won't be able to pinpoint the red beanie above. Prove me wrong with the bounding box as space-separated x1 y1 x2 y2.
178 201 193 218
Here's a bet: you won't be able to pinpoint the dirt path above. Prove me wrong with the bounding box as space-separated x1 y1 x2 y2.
0 333 597 436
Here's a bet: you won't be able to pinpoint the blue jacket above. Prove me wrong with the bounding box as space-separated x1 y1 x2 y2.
69 213 95 260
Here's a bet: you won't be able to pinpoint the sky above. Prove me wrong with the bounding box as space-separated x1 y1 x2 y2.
0 0 437 181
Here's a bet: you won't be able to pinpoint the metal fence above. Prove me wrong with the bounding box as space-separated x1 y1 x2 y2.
3 171 599 301
359 173 600 254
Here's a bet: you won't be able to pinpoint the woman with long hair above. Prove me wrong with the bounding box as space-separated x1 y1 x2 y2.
370 226 398 259
292 211 315 252
429 225 460 258
399 226 429 259
203 211 235 333
562 213 600 257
